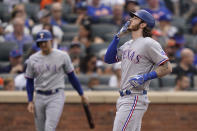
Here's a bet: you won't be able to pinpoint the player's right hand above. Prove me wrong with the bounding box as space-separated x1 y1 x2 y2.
128 75 145 88
81 95 89 105
116 21 131 38
27 102 35 114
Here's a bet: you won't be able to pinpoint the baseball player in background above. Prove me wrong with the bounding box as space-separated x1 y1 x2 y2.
104 10 172 131
25 30 88 131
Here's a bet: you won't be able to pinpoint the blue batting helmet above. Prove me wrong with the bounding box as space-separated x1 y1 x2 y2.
36 30 52 45
130 10 155 28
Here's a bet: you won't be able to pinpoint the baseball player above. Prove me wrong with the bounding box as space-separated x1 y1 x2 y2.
104 10 172 131
25 30 88 131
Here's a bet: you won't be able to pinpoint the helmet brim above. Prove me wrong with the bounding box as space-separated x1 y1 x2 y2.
129 12 142 21
36 38 52 43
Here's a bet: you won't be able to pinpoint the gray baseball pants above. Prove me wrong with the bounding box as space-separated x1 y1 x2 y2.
113 94 149 131
34 89 65 131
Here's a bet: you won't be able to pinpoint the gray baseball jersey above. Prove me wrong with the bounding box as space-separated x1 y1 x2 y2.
117 37 168 91
25 49 74 90
113 37 169 131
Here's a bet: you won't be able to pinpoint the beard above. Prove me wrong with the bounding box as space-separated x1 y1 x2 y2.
127 23 141 32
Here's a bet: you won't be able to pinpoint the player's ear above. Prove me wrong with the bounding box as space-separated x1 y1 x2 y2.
140 22 147 28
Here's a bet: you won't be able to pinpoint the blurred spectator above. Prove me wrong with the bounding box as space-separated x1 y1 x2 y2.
172 48 197 87
174 75 190 91
138 0 166 8
0 22 5 42
25 44 40 59
111 4 125 28
69 42 83 58
97 48 113 75
100 0 125 7
75 1 89 25
4 17 33 52
42 23 61 48
87 75 100 90
15 73 26 90
172 32 185 60
190 16 197 35
165 39 178 63
80 54 101 75
151 29 168 48
0 49 24 74
40 0 62 9
109 62 121 88
3 0 29 12
123 0 140 21
68 42 83 74
73 19 104 53
32 9 63 44
50 2 67 27
87 0 112 22
171 0 197 20
0 77 3 90
158 13 177 38
3 77 15 91
14 43 40 90
72 56 81 74
12 3 34 28
145 0 172 21
5 10 31 35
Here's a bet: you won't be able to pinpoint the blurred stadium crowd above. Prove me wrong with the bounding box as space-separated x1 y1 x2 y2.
0 0 197 91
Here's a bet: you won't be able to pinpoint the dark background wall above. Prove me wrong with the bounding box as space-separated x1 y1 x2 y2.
0 103 197 131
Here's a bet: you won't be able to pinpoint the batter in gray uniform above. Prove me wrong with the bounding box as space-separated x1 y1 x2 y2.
25 30 87 131
104 10 172 131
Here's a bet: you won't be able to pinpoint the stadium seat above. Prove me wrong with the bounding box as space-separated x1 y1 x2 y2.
0 61 9 67
171 16 186 28
104 33 131 46
62 4 72 14
61 24 79 33
0 42 17 62
89 43 109 55
29 0 41 3
98 75 111 85
184 34 197 52
59 41 70 47
160 75 176 87
25 3 40 22
63 13 78 23
64 84 90 91
23 43 33 54
77 74 90 85
118 34 131 46
92 85 118 91
194 76 197 88
0 73 17 79
91 24 118 38
149 78 160 91
64 84 74 90
98 15 113 23
103 33 114 42
63 32 78 41
0 3 10 22
65 75 90 86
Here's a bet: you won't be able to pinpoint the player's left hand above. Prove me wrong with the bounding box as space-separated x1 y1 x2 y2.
81 95 89 104
27 102 35 114
128 75 145 88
